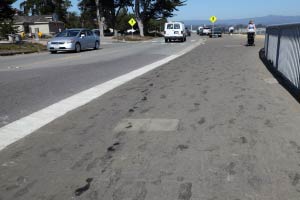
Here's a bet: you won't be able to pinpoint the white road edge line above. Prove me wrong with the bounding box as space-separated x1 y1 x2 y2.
0 39 204 151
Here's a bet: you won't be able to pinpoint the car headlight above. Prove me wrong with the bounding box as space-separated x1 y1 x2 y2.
66 40 75 43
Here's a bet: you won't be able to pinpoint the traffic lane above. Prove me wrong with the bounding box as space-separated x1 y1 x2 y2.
0 42 131 71
0 39 134 70
1 36 300 199
0 36 201 85
0 53 165 126
0 36 199 71
0 37 203 126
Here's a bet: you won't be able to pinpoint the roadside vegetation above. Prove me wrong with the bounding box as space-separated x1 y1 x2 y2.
1 0 186 39
0 43 47 55
0 0 185 55
113 35 154 41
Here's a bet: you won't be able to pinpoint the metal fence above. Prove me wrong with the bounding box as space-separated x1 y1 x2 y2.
265 23 300 89
236 28 266 35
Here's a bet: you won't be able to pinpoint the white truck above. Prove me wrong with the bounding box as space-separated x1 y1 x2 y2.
201 27 211 36
164 22 186 43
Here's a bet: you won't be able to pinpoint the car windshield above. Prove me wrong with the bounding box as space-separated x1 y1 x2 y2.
56 30 80 37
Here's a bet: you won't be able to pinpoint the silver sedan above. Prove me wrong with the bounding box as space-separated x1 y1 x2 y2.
47 29 100 54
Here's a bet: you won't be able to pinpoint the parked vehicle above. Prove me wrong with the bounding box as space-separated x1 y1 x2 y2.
164 22 186 43
92 29 114 37
185 28 191 36
200 27 211 36
92 29 100 36
197 26 203 35
47 28 100 54
209 28 223 38
126 29 136 33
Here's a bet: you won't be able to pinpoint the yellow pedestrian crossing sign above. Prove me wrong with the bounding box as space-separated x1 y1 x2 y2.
128 18 136 27
210 16 217 23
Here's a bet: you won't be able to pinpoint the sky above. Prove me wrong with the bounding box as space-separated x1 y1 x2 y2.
13 0 300 20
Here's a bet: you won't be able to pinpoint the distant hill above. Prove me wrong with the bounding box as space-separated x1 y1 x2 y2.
183 15 300 26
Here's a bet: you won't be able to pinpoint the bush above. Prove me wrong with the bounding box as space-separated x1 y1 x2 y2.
146 31 164 37
0 21 19 39
0 42 47 53
113 35 154 41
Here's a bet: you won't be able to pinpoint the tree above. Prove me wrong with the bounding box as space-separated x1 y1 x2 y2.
0 0 18 38
134 0 144 36
77 0 184 37
53 0 72 22
104 0 133 36
95 0 105 37
115 8 135 34
65 12 81 28
78 0 97 29
79 0 132 36
20 0 53 16
0 0 16 21
134 0 186 37
148 18 167 33
19 0 71 22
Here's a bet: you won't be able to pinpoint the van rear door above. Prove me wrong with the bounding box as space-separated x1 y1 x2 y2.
173 23 182 36
165 23 174 37
165 23 183 37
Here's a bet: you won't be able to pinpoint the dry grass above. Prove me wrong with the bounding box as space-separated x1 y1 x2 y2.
0 42 47 53
113 35 154 41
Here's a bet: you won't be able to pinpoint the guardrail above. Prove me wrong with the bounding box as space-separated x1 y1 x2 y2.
265 23 300 90
236 28 266 35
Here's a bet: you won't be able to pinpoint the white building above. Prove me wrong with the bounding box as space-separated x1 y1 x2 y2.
13 15 65 36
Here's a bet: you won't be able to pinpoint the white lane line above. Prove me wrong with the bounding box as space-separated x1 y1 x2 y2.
0 39 204 151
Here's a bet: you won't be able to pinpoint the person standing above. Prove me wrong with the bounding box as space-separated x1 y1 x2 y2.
247 20 256 46
229 26 234 35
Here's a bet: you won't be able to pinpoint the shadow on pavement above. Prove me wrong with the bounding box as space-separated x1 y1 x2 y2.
259 48 300 103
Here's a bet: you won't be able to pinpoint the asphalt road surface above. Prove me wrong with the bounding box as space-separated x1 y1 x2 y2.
0 35 202 126
2 35 300 200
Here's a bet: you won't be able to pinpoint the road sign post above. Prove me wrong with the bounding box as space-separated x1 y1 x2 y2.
128 18 137 39
209 16 217 38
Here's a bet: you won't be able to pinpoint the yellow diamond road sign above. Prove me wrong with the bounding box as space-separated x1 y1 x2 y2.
210 16 217 23
128 18 136 27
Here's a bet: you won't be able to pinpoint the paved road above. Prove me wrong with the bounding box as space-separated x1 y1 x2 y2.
1 35 300 200
0 35 202 126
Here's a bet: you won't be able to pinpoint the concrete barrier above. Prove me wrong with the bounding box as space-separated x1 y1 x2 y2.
265 23 300 91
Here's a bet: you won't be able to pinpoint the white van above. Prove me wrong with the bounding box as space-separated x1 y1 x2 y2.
164 22 186 43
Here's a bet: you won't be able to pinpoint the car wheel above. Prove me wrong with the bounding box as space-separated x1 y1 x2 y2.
50 51 57 54
75 43 81 53
165 38 168 43
94 41 99 50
